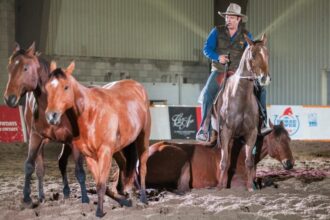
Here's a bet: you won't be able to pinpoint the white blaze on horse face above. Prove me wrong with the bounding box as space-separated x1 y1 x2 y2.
15 60 20 65
50 79 59 88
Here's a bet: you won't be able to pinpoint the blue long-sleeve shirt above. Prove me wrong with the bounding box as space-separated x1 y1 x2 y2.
203 27 253 62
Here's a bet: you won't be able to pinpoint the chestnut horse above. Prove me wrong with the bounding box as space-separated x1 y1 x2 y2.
3 43 89 205
45 61 151 217
146 120 293 191
215 34 271 191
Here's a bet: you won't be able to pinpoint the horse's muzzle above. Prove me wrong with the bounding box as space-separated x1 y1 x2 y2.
4 95 18 108
46 111 61 125
258 75 271 86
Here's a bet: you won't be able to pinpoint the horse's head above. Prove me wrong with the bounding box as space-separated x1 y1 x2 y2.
266 119 294 170
45 61 76 125
4 42 41 107
244 34 271 86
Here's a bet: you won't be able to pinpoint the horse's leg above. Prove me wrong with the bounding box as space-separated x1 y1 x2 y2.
105 152 132 207
85 157 105 217
176 161 191 193
244 129 258 192
218 128 232 189
23 132 43 205
35 144 45 203
136 131 149 204
91 147 114 217
58 143 72 198
71 145 90 203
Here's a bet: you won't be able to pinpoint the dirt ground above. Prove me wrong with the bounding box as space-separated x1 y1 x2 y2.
0 141 329 220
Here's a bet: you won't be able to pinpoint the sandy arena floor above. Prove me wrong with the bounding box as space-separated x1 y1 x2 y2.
0 141 329 220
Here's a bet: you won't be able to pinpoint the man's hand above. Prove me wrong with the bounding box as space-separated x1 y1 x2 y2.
219 55 230 64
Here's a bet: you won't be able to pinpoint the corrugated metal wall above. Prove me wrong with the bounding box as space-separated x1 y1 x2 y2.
45 0 213 61
247 0 330 105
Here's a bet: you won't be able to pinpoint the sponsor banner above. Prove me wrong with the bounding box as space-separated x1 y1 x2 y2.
269 105 330 140
0 105 25 142
168 106 198 140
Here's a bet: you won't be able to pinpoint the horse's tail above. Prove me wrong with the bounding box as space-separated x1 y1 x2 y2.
117 142 138 193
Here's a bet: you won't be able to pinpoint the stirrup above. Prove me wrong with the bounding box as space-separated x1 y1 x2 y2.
196 129 210 142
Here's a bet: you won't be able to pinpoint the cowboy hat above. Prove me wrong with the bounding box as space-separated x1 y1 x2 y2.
218 3 248 23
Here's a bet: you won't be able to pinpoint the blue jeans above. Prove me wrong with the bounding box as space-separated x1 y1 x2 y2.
255 83 267 122
200 71 221 134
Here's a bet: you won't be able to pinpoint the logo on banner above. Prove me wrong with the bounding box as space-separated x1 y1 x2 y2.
307 113 318 127
273 107 300 136
171 113 194 130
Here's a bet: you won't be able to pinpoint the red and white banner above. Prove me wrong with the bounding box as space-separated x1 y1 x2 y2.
0 105 26 142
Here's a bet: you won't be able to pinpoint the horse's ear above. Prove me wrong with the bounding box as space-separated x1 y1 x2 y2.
244 34 254 46
65 61 75 76
26 42 36 56
269 119 274 128
261 33 267 45
50 60 57 73
13 42 20 53
279 120 285 128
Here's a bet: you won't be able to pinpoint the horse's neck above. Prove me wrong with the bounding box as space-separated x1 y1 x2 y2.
71 79 89 117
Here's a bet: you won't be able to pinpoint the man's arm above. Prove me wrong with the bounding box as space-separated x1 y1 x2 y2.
203 27 220 62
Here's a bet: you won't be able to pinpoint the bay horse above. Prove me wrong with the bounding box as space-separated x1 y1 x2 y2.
215 34 271 191
44 61 151 217
3 43 89 205
146 120 293 191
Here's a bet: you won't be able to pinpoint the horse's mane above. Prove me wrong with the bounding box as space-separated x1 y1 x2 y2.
231 45 252 96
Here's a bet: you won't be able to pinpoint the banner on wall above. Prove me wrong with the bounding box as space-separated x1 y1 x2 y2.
269 105 330 141
168 106 198 139
0 105 25 142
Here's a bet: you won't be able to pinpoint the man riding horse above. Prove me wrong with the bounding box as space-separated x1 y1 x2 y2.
196 3 271 142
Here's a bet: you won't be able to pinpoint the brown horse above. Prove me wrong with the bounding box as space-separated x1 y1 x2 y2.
3 43 89 205
215 34 271 191
146 120 293 191
45 61 151 217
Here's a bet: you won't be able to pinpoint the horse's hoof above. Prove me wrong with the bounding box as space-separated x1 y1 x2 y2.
82 196 90 204
247 187 254 192
96 210 106 218
217 183 225 190
119 198 132 207
140 193 148 205
23 197 33 206
63 187 70 198
38 197 45 204
173 189 187 195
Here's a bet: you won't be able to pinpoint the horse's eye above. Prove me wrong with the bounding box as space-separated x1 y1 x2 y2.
64 85 69 90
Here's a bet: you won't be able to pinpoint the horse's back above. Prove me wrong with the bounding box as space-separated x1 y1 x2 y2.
102 79 149 103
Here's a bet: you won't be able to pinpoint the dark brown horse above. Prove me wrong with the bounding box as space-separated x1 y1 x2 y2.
3 43 89 205
215 34 271 191
45 61 151 217
146 120 293 191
